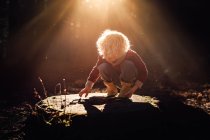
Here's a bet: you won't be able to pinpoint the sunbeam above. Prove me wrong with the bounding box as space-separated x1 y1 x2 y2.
8 0 204 85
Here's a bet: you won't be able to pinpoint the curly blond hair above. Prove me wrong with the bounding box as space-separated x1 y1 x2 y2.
96 30 130 60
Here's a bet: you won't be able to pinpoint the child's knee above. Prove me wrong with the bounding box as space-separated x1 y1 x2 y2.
120 60 138 82
98 63 111 73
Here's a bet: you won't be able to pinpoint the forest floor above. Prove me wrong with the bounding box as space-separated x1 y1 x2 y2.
0 81 210 140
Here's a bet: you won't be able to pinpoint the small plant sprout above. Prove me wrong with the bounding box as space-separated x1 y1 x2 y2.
33 88 42 101
54 83 61 95
38 77 49 106
63 78 67 94
55 83 62 108
63 78 67 114
34 78 74 127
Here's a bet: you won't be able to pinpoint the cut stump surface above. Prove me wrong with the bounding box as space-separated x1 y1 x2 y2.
35 93 159 116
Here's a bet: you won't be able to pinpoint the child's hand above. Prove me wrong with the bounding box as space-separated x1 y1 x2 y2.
79 86 91 97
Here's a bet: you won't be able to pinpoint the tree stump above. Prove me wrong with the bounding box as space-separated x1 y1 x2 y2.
35 93 160 126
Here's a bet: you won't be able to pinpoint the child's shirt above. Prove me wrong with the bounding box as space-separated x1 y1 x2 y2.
87 49 148 84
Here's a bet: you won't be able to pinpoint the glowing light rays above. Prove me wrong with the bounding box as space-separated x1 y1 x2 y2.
11 0 197 83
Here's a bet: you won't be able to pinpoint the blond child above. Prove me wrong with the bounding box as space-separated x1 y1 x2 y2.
79 29 148 98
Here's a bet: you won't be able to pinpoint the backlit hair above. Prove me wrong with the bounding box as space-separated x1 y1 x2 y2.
96 29 130 59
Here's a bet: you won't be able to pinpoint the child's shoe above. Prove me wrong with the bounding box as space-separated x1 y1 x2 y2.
118 81 132 98
104 81 118 97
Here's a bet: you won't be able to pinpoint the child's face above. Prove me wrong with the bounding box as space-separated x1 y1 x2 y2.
106 55 118 64
105 52 125 64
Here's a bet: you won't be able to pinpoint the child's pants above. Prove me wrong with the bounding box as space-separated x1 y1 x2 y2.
97 60 138 87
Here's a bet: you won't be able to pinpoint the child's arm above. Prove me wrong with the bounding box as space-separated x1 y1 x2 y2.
79 85 92 97
79 56 102 97
130 50 148 87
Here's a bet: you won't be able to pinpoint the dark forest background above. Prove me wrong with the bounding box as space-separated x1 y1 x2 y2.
0 0 210 102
